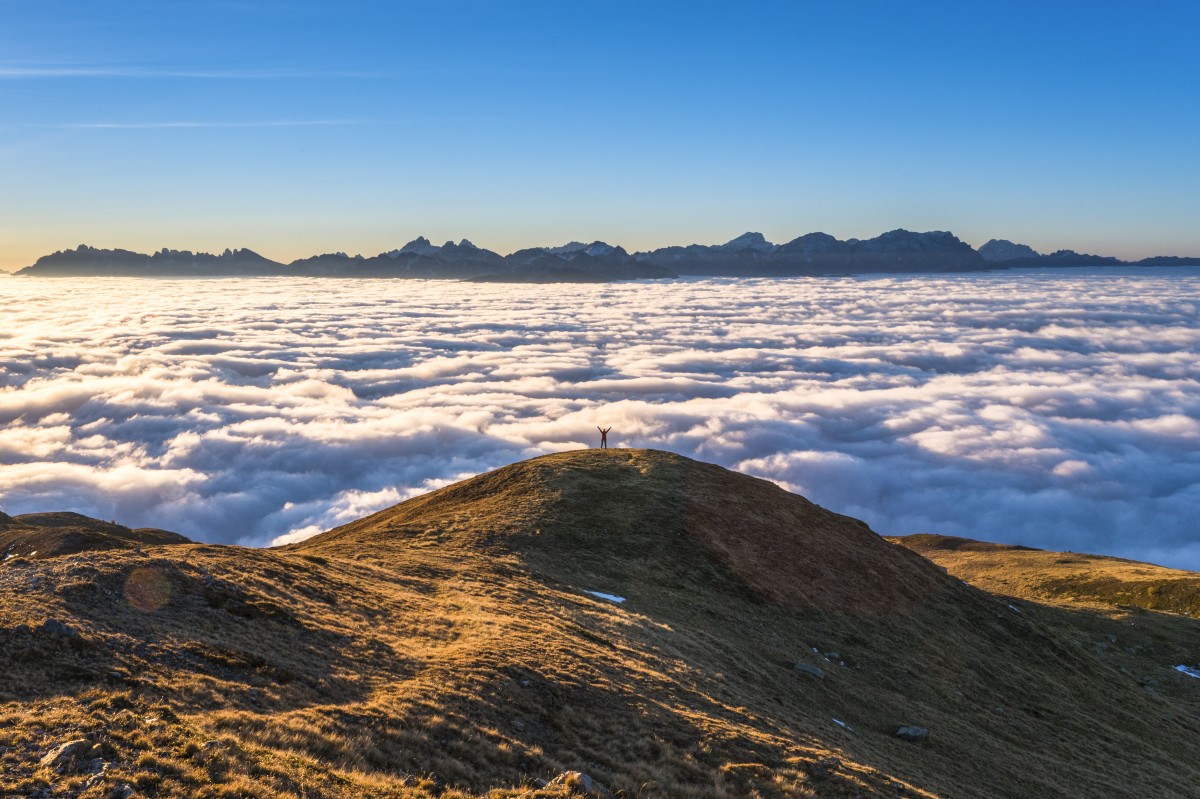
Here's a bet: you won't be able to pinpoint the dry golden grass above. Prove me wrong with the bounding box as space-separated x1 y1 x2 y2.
2 450 1200 798
891 533 1200 617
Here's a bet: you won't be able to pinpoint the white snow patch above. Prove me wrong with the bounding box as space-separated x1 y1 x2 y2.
1008 604 1021 613
584 590 626 604
833 718 854 731
1175 665 1200 679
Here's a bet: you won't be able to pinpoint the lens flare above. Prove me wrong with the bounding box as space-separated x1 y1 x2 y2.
124 566 173 612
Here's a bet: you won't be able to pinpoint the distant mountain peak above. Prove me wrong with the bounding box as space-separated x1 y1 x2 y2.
978 239 1040 262
720 232 775 252
545 241 590 255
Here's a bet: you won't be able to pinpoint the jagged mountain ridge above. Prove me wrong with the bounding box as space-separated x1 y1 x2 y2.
18 230 1198 280
4 449 1200 798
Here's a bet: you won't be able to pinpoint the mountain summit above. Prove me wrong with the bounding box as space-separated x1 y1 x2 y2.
3 449 1200 798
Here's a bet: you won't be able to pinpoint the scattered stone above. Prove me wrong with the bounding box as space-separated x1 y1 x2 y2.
547 770 615 798
39 738 93 771
895 725 929 743
38 618 79 639
794 662 826 680
109 784 136 799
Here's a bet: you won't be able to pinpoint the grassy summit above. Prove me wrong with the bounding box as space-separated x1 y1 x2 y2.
2 449 1199 798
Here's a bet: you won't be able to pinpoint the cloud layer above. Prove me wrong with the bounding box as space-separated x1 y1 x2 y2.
1 270 1198 567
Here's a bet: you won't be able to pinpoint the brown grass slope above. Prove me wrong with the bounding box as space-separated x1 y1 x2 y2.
0 511 191 561
1 449 1199 799
892 533 1200 617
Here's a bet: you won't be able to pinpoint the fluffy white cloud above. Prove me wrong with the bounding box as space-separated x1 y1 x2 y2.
0 270 1198 568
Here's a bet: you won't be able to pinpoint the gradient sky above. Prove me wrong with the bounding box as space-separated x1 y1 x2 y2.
1 0 1198 270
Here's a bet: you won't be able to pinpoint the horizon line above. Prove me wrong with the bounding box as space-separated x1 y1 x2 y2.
9 229 1200 268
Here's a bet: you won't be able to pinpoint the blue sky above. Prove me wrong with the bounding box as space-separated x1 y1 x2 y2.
1 0 1198 268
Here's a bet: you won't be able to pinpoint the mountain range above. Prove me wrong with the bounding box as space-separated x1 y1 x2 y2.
3 449 1200 798
14 232 1200 282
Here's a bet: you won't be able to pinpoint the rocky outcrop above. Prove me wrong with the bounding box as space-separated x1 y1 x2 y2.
978 239 1040 262
896 725 930 742
547 771 615 798
39 738 93 771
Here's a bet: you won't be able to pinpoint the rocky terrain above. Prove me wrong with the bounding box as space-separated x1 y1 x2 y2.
2 450 1199 798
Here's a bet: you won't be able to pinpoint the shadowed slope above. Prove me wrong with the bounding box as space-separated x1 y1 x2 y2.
0 511 190 560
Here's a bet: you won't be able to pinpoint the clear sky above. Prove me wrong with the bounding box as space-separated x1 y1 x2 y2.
1 0 1198 269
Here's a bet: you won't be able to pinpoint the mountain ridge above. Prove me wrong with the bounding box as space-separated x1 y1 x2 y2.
15 231 1198 280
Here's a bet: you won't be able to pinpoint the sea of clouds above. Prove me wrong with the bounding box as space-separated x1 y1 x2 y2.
1 270 1198 567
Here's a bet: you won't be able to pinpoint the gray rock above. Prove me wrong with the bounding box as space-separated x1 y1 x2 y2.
794 662 826 680
110 784 137 799
547 771 614 798
38 618 79 639
39 738 93 771
895 725 929 743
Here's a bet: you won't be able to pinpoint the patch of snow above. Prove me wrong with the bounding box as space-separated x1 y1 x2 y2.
583 242 614 257
1008 604 1021 613
832 718 854 731
27 550 36 557
546 242 589 255
584 590 626 604
1175 665 1200 679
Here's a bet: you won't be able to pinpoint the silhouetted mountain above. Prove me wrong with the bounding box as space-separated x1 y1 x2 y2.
15 232 1199 280
978 239 1040 262
474 242 675 282
1134 255 1200 266
16 245 286 276
638 229 988 275
1002 249 1125 268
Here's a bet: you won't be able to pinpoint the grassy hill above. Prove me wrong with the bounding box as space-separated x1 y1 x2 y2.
2 450 1199 798
0 512 191 561
891 533 1200 617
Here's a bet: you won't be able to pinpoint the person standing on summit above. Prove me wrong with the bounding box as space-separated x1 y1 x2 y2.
597 426 611 449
